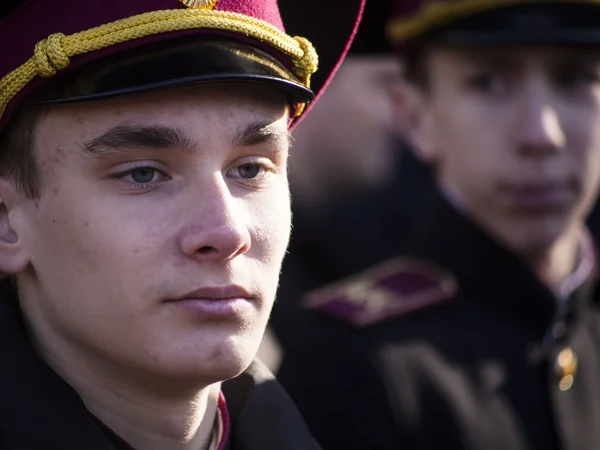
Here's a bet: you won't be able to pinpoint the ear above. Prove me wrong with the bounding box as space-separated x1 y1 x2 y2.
398 84 440 164
0 179 31 274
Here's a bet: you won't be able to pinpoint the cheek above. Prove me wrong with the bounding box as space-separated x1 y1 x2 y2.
572 110 600 160
572 117 600 206
238 184 290 305
246 183 291 262
434 98 511 167
22 196 146 330
438 96 505 142
30 215 107 305
32 187 168 282
431 104 513 208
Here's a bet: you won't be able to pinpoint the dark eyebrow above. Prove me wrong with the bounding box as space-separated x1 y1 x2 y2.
233 121 291 149
81 124 194 156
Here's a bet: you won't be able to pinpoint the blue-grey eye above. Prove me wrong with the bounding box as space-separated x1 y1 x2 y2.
238 163 260 179
131 167 156 183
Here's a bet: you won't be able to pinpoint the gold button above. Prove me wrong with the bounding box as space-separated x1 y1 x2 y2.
554 347 578 390
559 375 574 391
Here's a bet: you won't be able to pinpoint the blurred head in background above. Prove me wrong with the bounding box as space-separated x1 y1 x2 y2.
391 0 600 268
282 0 409 208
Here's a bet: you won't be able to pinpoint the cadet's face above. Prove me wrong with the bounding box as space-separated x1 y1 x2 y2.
12 84 291 385
416 46 600 255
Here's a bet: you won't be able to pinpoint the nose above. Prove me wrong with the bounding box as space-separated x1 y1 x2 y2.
179 174 251 262
516 80 566 157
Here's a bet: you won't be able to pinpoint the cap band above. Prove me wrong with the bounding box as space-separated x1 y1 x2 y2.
387 0 600 42
0 8 318 122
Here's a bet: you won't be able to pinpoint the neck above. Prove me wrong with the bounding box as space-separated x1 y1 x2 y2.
82 380 220 450
21 322 221 450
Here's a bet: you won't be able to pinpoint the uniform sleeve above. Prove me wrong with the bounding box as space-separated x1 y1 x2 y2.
277 318 410 450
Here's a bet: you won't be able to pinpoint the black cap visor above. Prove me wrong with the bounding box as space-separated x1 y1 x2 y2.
35 36 314 107
426 3 600 47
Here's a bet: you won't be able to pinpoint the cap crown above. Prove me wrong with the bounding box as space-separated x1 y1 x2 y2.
0 0 320 130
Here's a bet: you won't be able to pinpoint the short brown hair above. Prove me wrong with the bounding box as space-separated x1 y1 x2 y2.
0 106 45 199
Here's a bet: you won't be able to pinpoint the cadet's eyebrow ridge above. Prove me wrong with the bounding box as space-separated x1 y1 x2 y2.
233 121 291 149
81 124 194 156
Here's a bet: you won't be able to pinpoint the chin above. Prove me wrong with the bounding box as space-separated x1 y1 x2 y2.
154 332 263 384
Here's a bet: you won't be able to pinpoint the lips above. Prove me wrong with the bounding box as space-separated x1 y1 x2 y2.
168 285 253 302
499 180 575 211
166 285 256 318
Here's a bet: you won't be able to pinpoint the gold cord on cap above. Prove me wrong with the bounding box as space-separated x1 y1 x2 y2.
0 9 319 122
292 36 319 88
34 33 70 78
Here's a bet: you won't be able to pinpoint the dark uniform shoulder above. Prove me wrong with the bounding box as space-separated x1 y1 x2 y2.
303 257 458 327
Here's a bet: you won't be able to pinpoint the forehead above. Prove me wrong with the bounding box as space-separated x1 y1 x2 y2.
429 45 600 68
33 82 289 146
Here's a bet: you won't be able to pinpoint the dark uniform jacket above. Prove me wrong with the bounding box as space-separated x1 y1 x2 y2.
278 187 600 450
0 281 321 450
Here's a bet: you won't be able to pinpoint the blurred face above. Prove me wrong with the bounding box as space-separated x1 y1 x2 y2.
413 46 600 255
7 83 291 387
292 55 406 192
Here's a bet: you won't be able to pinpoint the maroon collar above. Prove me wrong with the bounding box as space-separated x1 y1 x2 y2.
217 391 230 450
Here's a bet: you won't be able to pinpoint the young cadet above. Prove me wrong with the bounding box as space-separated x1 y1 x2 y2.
279 1 600 449
0 0 362 448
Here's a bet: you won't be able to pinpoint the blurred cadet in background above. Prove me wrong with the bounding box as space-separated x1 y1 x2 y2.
269 0 423 354
279 1 600 449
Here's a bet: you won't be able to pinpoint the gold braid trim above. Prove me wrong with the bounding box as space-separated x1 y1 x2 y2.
0 8 319 121
387 0 600 42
